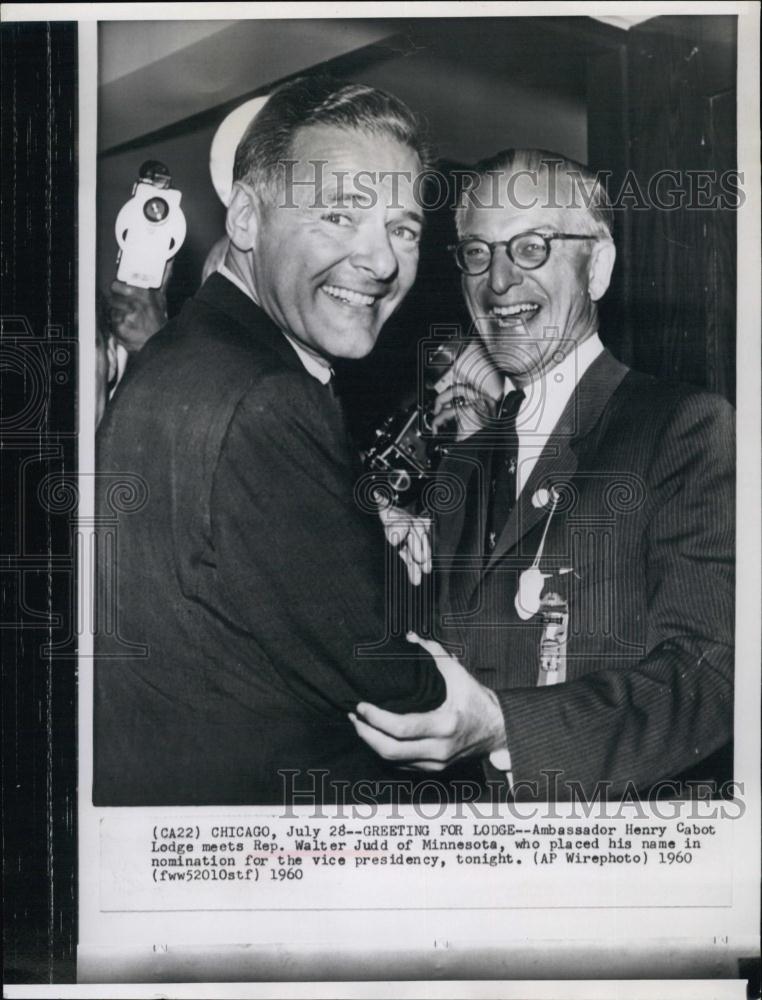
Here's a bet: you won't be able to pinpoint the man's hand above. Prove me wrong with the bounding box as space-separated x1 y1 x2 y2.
349 632 506 770
108 260 172 353
375 493 431 586
430 382 496 439
431 340 505 441
430 340 503 439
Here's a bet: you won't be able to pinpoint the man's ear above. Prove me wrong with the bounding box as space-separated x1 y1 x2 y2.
587 239 616 302
225 181 259 251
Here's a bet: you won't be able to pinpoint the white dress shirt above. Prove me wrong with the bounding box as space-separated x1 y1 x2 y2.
510 333 604 498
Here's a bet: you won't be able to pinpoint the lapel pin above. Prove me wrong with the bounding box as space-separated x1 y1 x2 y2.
531 485 560 509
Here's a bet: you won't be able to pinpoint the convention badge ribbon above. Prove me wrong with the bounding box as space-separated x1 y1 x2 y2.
514 486 559 621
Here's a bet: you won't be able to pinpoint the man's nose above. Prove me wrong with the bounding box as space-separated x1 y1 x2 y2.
350 225 398 282
488 247 524 296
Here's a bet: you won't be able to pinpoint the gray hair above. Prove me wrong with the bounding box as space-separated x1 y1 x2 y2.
456 148 614 240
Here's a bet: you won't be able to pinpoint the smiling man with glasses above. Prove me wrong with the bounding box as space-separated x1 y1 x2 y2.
352 149 735 802
449 150 616 393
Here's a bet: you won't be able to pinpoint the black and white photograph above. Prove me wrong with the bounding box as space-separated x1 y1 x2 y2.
92 11 741 809
2 3 760 997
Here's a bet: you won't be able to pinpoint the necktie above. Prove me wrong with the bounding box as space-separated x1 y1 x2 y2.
485 388 525 553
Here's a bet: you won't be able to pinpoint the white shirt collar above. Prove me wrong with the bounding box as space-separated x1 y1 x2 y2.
217 263 333 386
507 333 604 497
280 332 333 386
508 332 604 436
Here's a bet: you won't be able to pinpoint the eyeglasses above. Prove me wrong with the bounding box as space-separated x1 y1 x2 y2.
448 231 597 275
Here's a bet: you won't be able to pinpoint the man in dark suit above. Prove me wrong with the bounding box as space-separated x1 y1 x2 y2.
94 77 505 806
351 149 735 800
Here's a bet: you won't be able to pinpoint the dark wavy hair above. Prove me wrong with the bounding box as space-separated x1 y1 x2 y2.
233 75 431 199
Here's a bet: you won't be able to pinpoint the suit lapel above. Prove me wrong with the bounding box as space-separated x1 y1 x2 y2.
480 349 630 584
436 436 485 559
196 272 305 375
491 433 579 566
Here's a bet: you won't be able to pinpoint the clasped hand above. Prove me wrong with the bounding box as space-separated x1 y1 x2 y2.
349 632 506 771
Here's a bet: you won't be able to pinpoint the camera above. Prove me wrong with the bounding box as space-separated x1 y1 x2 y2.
114 160 186 288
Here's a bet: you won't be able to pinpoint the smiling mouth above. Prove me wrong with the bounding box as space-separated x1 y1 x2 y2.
321 284 379 308
489 302 541 326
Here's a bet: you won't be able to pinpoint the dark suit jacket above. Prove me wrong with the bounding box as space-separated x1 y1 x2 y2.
94 273 447 806
434 348 735 799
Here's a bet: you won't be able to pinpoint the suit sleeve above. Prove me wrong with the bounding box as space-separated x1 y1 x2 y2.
209 369 446 718
496 392 735 797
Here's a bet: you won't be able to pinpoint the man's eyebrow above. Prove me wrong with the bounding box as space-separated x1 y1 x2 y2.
319 186 376 204
459 228 551 239
317 194 425 227
397 209 424 227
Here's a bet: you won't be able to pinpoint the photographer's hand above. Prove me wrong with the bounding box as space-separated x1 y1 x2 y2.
109 260 172 353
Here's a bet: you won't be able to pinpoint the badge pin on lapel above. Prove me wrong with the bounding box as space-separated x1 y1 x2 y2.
514 486 560 621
